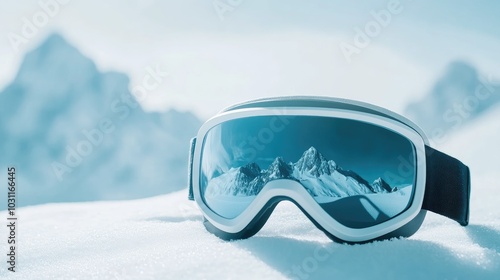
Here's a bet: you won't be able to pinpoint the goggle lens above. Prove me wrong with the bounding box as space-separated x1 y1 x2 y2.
200 116 416 228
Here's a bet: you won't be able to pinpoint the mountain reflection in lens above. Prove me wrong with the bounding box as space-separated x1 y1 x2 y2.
200 116 416 228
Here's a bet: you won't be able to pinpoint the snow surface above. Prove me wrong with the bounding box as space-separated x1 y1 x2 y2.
1 108 500 279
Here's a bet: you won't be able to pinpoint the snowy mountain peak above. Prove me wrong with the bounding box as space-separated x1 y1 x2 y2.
404 60 500 134
206 147 397 199
239 163 261 178
294 146 332 176
306 146 318 154
15 33 98 86
265 157 293 179
371 177 393 193
40 33 70 50
303 146 324 161
0 33 201 209
373 177 384 185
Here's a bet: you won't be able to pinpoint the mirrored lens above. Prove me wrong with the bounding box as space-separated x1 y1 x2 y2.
200 115 416 228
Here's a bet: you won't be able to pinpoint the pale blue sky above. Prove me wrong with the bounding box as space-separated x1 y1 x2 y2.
1 0 499 118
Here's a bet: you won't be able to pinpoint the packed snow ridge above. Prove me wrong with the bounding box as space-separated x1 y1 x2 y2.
206 147 397 198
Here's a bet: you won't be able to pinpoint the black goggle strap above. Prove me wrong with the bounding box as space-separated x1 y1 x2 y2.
423 145 471 226
188 137 196 201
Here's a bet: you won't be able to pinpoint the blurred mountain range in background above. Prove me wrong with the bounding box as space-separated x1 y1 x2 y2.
405 61 499 138
0 34 201 209
1 33 498 209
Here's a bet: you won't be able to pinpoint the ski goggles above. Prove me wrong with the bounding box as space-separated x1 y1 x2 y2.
187 97 470 243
